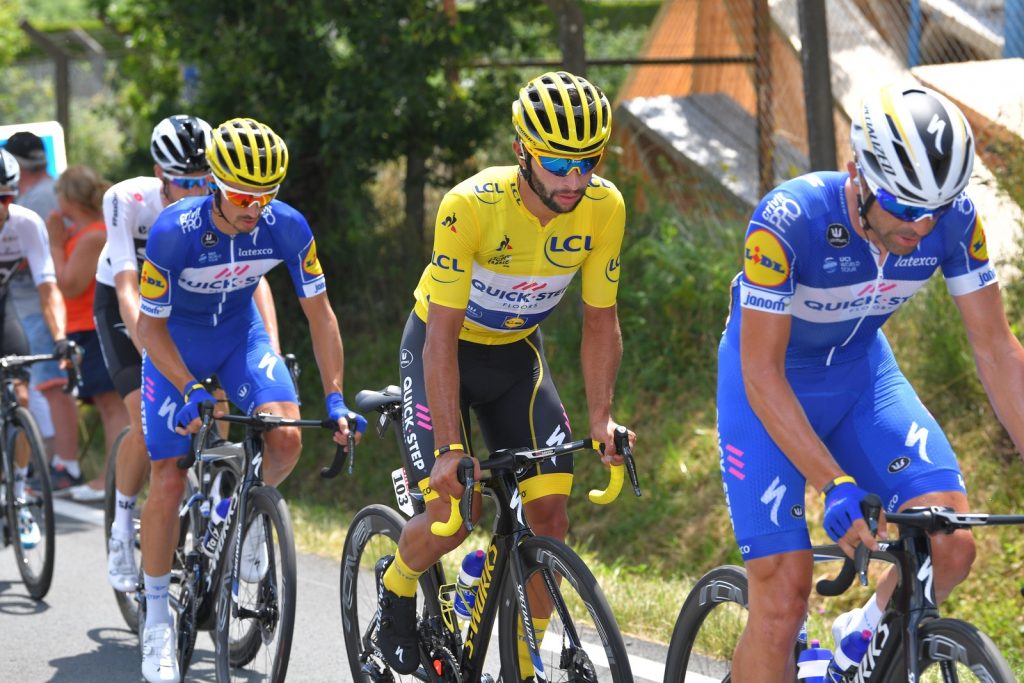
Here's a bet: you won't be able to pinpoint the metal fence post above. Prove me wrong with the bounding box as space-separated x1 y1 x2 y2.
797 0 837 171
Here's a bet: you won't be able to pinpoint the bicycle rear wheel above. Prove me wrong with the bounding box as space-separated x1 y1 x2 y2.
663 565 748 683
906 618 1014 682
3 407 55 600
497 535 632 683
213 485 296 682
102 425 140 628
340 504 441 682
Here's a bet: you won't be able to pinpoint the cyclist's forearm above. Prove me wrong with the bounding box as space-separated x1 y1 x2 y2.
581 304 622 434
137 313 195 392
254 277 281 354
37 281 67 341
303 296 344 397
114 270 143 353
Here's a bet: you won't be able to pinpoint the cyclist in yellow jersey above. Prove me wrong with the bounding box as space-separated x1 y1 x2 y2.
375 71 636 677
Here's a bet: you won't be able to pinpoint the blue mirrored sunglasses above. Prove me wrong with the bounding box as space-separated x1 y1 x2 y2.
529 149 603 177
167 176 212 190
874 187 952 222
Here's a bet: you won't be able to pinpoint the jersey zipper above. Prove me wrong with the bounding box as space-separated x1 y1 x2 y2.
824 243 887 366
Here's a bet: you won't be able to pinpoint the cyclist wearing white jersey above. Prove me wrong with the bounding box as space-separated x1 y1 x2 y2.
0 149 77 546
97 115 281 594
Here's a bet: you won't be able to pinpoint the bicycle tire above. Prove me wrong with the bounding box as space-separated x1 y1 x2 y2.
876 617 1015 683
340 504 442 682
497 535 632 683
4 407 55 600
102 425 138 628
213 485 296 682
663 565 748 683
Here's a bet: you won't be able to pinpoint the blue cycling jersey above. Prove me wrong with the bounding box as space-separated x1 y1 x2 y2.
723 171 995 367
139 195 326 329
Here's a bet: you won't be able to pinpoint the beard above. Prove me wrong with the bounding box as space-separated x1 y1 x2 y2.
521 163 585 214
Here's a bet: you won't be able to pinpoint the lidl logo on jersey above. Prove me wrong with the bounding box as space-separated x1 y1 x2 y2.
744 229 789 287
969 217 988 262
302 240 324 278
140 260 169 302
544 234 592 269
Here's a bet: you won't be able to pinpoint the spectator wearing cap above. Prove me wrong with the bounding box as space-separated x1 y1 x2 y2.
3 132 79 490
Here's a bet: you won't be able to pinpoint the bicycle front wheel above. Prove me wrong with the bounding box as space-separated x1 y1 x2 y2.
4 407 55 600
906 618 1014 682
340 504 443 682
102 425 140 629
497 535 632 683
664 565 748 683
213 485 296 682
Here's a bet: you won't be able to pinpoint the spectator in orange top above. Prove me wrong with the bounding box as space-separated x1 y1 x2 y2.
48 165 129 502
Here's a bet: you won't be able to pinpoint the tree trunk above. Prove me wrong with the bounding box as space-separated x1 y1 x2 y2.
542 0 586 75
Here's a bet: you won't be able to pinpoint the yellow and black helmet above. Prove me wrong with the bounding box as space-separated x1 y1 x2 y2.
512 71 611 158
206 118 288 188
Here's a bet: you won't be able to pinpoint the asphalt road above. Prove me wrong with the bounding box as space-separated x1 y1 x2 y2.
0 497 670 682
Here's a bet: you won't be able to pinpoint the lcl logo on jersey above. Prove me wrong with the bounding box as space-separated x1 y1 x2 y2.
544 234 592 269
605 256 620 283
430 251 466 284
473 183 505 205
744 229 789 288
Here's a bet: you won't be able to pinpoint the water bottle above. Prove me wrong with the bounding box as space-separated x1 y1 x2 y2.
796 640 832 681
825 629 872 681
453 549 485 619
202 497 231 557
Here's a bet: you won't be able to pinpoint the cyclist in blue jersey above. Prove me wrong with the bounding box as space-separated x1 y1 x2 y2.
717 84 1024 681
134 117 366 683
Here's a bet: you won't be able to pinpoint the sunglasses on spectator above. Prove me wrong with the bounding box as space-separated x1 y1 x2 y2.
0 194 16 208
526 148 603 177
166 175 213 190
213 177 278 208
872 187 953 222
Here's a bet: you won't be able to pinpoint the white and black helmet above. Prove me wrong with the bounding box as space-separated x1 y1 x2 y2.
851 84 974 208
150 115 212 175
0 149 20 190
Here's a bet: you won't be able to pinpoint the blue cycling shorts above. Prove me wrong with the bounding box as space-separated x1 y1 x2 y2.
717 332 966 562
141 313 297 460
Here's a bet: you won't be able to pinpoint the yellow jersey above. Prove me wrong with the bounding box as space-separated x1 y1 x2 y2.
413 165 625 344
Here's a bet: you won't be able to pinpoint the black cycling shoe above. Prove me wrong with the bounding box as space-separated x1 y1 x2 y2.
374 555 419 675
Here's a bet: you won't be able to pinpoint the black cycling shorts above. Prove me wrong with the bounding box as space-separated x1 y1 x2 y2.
398 311 574 503
0 293 31 382
93 282 141 398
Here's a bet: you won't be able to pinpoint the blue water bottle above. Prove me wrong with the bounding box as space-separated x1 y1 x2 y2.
826 629 872 681
453 549 485 619
797 640 832 681
201 497 231 557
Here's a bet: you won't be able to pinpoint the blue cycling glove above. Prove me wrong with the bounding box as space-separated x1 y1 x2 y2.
325 392 367 434
822 477 872 542
175 381 216 430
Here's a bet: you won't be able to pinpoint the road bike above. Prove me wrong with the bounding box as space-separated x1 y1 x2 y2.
0 349 79 600
341 384 641 682
663 495 1023 681
103 354 301 630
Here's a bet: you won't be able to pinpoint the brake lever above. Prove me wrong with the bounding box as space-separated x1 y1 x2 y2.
613 426 641 497
856 493 883 586
457 457 475 533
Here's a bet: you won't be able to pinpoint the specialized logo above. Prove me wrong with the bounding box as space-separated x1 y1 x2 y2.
258 352 278 381
543 234 592 269
905 422 932 464
760 476 786 526
761 192 801 231
743 229 789 288
201 231 219 248
140 260 169 302
302 241 324 277
157 397 177 432
887 456 911 473
826 223 850 248
605 256 620 283
969 217 988 262
441 212 457 233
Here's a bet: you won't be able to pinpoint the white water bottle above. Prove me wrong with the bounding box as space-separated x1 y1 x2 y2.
201 497 231 557
453 549 485 619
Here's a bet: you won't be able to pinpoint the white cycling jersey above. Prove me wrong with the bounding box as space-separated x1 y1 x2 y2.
0 204 57 291
97 176 164 287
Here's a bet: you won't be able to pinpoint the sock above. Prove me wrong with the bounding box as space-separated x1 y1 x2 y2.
14 465 28 499
112 490 137 539
382 550 422 598
862 592 883 631
144 572 172 628
53 455 81 478
517 616 550 678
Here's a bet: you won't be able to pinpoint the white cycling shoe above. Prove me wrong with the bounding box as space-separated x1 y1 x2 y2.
141 623 180 682
239 516 269 583
107 532 139 592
